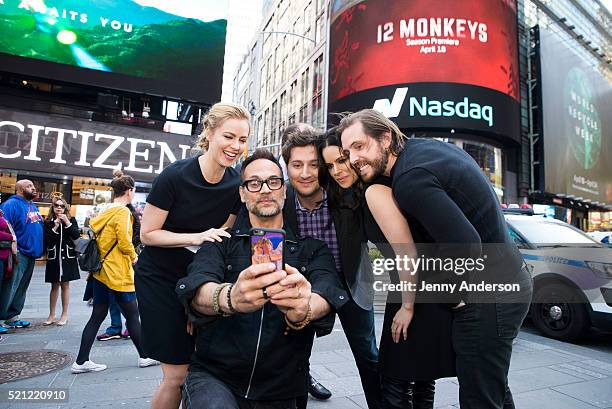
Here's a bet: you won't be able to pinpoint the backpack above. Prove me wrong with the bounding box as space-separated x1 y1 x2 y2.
74 223 118 273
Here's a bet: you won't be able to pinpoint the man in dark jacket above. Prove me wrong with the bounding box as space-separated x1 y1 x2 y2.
176 149 347 409
338 109 533 409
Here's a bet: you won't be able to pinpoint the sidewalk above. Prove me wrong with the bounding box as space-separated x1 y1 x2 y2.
0 266 611 408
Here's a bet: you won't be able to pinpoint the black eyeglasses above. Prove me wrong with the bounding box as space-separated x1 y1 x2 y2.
242 177 284 192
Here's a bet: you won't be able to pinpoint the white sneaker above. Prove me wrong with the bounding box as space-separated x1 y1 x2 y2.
71 360 107 373
138 358 160 368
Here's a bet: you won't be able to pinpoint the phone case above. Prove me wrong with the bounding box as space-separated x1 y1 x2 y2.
250 228 285 271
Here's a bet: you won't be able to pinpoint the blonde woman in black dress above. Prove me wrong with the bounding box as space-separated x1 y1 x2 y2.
135 102 251 409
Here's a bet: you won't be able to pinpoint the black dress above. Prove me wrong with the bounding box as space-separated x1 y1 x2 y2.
43 217 81 283
135 156 242 364
364 177 456 381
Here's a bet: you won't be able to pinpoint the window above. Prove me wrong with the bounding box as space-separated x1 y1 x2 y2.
266 55 273 98
315 16 323 44
509 220 597 245
316 0 325 14
289 80 298 122
299 68 310 122
271 100 278 145
303 2 313 55
256 117 263 147
274 46 281 91
281 55 288 83
279 91 287 132
260 64 267 101
312 55 324 128
262 109 270 147
507 228 528 249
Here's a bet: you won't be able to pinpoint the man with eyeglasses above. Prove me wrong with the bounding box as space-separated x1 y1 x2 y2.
176 149 347 409
0 179 44 332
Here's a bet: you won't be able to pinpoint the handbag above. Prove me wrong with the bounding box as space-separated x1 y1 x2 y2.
74 224 118 273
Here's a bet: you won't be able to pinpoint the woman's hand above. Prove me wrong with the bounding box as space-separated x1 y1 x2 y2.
58 214 70 225
191 228 231 245
391 304 414 343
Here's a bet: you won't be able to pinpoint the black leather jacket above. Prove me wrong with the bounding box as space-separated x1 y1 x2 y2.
176 216 348 401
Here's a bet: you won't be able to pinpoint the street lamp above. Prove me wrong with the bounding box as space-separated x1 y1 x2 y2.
260 31 316 44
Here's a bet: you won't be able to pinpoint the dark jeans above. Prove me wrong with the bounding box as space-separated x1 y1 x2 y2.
0 253 35 321
337 299 382 409
183 368 297 409
381 378 435 409
106 293 123 334
452 301 530 409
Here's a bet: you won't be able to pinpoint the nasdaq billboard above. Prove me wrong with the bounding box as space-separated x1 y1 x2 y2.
328 0 520 141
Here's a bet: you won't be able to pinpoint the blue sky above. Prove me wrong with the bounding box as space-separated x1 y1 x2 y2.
132 0 228 22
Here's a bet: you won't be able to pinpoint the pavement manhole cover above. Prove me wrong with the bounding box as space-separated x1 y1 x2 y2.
0 350 72 383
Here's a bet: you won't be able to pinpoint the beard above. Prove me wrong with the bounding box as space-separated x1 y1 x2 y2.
23 191 35 201
357 144 389 182
247 198 283 218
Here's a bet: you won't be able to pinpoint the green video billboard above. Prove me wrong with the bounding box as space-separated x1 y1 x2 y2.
0 0 228 102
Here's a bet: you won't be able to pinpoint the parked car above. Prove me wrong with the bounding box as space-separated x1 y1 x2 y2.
588 231 611 246
503 209 612 342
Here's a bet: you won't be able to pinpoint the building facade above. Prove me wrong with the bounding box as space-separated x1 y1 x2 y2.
233 0 328 157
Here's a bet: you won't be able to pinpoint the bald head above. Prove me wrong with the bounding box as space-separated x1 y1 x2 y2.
16 179 36 200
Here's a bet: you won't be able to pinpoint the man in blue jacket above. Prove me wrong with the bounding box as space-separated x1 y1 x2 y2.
0 179 44 329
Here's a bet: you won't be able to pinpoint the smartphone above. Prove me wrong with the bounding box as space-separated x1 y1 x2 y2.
250 228 285 271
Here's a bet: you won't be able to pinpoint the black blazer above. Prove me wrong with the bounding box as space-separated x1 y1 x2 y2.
283 185 373 310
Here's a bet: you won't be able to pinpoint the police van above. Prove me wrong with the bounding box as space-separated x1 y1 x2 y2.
504 209 612 341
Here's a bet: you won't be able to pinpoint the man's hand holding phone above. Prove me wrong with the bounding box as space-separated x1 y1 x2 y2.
269 264 311 323
230 263 287 313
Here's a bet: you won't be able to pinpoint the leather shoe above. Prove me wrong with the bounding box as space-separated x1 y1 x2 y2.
308 374 332 400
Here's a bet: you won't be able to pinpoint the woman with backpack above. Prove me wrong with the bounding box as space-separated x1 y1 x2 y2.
71 170 158 373
42 193 80 326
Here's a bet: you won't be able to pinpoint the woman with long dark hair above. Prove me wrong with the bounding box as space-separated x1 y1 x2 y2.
135 102 250 409
318 130 455 409
42 194 80 326
71 170 158 373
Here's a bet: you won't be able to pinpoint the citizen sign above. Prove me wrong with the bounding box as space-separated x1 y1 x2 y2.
0 108 195 182
373 87 494 127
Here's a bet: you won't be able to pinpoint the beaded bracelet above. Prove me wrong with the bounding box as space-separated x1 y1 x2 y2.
226 283 237 314
212 283 231 315
284 304 312 332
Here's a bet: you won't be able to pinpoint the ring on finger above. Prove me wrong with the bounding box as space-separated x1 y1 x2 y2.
262 287 269 300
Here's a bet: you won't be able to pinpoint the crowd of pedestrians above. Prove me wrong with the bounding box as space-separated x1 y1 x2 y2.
0 102 532 409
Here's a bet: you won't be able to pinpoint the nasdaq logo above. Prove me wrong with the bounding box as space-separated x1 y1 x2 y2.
373 87 494 127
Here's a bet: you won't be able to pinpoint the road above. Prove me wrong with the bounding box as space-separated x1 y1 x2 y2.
0 266 611 408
